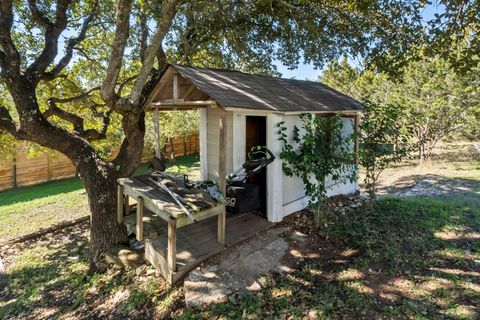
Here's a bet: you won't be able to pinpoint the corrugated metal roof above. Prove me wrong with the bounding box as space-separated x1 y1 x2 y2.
171 64 364 112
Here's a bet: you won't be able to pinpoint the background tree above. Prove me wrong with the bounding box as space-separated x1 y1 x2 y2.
144 110 199 162
359 101 414 199
397 57 480 159
0 0 430 270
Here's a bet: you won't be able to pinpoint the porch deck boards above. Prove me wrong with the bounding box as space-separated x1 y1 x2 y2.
124 210 273 280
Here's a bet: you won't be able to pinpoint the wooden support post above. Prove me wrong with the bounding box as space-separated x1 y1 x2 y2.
117 185 124 224
354 113 361 164
217 109 227 246
136 197 144 241
167 219 177 272
124 194 130 216
173 73 179 100
154 110 161 158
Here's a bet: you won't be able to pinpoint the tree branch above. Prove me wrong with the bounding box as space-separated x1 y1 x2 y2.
27 0 53 29
44 91 111 142
129 0 177 105
139 1 149 63
25 0 73 83
42 4 98 81
0 105 28 140
0 0 21 75
100 0 133 106
0 50 5 76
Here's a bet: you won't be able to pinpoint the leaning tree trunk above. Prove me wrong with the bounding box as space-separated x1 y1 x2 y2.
77 157 129 272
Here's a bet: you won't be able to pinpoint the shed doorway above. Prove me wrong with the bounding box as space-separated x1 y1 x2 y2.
245 116 267 217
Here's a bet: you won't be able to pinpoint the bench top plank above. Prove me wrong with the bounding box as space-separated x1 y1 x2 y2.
118 173 220 221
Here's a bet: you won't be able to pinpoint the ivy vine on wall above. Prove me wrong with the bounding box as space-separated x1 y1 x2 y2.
277 113 356 226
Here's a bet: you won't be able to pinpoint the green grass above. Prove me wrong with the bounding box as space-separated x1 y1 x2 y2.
1 146 479 319
2 184 479 319
180 193 480 319
0 154 200 243
0 221 181 319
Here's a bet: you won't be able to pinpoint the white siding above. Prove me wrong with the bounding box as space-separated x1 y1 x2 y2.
281 115 308 210
202 109 359 222
206 108 234 182
281 116 358 219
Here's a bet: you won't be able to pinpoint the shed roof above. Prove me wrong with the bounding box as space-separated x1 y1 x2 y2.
170 64 364 112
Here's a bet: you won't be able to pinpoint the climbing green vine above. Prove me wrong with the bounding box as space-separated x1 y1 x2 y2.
277 113 356 226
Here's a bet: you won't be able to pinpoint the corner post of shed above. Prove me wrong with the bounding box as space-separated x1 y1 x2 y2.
217 106 227 246
267 113 284 222
154 109 161 158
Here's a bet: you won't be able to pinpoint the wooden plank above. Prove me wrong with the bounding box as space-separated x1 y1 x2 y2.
117 185 124 224
141 66 175 111
149 100 215 107
136 197 144 241
176 205 223 228
118 178 182 219
173 73 179 100
141 211 273 284
217 108 227 246
124 194 130 216
154 110 161 158
145 239 173 284
168 219 176 272
181 84 197 99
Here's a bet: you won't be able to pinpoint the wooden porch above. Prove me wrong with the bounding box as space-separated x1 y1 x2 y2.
124 209 272 284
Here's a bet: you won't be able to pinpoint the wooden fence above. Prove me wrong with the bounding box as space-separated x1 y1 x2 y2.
0 134 199 191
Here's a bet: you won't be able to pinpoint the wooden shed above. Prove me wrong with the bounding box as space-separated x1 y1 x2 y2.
145 64 363 223
118 65 363 283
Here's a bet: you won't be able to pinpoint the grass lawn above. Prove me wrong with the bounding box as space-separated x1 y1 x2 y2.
0 153 200 243
179 180 480 319
0 143 479 319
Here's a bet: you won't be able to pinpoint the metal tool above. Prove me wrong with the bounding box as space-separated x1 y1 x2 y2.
227 146 275 183
149 176 198 223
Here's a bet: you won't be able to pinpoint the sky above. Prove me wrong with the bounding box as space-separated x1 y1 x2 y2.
275 61 320 81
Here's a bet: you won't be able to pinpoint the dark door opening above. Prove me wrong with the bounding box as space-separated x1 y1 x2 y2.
245 116 267 217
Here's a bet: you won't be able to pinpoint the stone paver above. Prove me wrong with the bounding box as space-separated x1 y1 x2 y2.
184 227 307 307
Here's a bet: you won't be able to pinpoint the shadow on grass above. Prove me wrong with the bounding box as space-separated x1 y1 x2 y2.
180 194 480 319
0 228 91 319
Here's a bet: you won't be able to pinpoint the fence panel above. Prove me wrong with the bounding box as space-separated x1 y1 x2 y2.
15 151 50 187
0 133 200 191
0 159 14 190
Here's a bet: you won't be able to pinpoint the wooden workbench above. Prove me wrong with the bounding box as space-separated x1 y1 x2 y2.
117 173 225 283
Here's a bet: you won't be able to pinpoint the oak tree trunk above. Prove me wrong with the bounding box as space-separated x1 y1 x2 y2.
78 161 129 272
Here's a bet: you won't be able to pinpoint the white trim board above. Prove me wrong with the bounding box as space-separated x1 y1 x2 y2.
199 108 208 180
282 197 309 218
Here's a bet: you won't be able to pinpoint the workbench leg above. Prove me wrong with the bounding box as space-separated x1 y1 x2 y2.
167 220 176 272
124 194 129 216
117 185 124 224
136 197 144 241
217 206 226 246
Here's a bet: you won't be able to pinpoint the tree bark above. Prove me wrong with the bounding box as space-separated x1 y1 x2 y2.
77 159 129 272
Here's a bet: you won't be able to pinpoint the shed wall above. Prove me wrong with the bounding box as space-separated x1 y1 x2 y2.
281 115 358 218
206 108 233 181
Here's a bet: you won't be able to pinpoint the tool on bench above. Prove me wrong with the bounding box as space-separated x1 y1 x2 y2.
149 174 198 223
183 146 275 214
